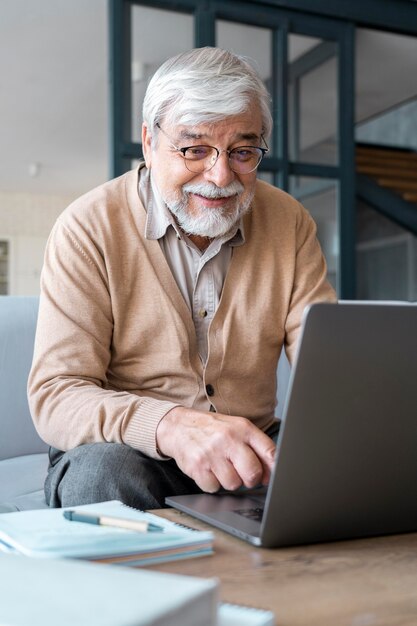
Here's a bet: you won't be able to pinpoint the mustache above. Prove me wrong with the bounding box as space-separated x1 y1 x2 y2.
182 181 244 199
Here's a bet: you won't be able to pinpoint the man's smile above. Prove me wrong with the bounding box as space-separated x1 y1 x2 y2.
191 192 237 208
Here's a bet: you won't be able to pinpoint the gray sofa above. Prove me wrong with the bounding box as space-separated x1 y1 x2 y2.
0 296 49 512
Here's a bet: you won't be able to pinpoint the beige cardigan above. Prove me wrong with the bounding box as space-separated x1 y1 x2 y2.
28 166 336 459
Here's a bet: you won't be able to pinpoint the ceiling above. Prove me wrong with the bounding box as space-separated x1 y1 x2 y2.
1 1 416 197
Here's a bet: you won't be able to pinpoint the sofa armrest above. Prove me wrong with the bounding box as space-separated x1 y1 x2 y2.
0 296 48 461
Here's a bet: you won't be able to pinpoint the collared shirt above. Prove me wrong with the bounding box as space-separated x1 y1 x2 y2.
139 166 245 363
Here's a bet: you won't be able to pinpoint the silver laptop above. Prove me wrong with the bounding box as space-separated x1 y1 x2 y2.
166 302 417 547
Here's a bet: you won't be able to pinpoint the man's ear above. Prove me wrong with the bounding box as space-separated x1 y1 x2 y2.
142 123 152 168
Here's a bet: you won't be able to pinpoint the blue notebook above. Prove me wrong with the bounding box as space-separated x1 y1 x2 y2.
0 500 213 566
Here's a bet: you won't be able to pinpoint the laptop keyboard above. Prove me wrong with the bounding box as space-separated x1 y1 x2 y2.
234 507 264 522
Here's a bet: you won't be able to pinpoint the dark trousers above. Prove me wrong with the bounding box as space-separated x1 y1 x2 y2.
45 421 280 510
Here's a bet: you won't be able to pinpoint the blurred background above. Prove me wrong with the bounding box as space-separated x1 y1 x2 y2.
1 0 416 300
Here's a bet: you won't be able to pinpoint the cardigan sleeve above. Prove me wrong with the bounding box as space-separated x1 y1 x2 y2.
28 216 178 460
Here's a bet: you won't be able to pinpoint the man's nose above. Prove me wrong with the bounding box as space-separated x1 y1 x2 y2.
203 151 235 188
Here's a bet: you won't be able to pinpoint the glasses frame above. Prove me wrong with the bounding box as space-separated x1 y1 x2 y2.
155 123 269 174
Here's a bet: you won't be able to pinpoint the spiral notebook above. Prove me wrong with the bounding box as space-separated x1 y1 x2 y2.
0 500 213 566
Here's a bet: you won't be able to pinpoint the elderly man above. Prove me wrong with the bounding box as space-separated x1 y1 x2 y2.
28 47 335 510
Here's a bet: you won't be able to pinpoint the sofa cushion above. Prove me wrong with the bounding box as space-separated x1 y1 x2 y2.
0 490 48 512
0 453 49 510
0 296 49 511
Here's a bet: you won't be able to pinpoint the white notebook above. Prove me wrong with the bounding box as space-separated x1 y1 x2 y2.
0 500 213 565
0 553 217 626
219 603 275 625
0 553 276 626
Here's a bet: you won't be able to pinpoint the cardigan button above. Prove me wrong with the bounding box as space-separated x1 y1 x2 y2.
206 384 215 397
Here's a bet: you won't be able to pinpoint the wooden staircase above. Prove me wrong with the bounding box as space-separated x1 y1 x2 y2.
356 144 417 205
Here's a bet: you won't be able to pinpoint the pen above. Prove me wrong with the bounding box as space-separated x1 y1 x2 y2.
63 510 163 532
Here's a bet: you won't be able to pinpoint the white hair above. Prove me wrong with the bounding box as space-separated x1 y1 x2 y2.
142 47 272 139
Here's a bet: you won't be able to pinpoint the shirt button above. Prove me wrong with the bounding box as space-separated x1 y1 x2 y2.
198 308 208 318
206 384 215 397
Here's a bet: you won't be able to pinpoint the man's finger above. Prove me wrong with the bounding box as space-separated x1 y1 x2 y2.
228 445 265 489
247 429 276 471
209 457 243 492
194 469 222 493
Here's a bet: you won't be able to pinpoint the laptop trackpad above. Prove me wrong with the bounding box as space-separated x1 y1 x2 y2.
167 493 264 538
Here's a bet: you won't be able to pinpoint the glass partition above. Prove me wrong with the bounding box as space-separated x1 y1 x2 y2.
131 6 194 144
357 201 417 301
216 20 273 153
355 28 417 139
355 28 417 301
290 177 339 290
288 34 338 165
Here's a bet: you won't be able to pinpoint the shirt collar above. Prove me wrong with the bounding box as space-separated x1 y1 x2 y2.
138 164 245 247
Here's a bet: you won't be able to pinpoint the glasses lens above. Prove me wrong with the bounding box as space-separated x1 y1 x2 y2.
229 147 263 174
183 146 217 173
182 146 264 174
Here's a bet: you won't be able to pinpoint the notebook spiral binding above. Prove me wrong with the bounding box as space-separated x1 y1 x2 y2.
121 502 200 532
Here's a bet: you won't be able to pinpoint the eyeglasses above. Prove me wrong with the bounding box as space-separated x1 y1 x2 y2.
155 123 269 174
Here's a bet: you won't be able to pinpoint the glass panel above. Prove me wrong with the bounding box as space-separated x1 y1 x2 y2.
288 34 338 165
131 6 194 143
356 100 417 151
357 201 417 301
355 29 417 150
355 29 417 302
216 20 273 153
290 177 339 291
288 34 321 61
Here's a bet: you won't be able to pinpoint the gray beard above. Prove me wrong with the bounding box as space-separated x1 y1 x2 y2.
164 181 254 238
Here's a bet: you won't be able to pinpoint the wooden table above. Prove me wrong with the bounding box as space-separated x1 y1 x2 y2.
148 508 417 626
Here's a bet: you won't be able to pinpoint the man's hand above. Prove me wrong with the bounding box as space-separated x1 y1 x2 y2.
156 407 276 493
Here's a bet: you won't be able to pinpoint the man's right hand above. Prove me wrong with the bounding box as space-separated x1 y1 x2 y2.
156 406 276 493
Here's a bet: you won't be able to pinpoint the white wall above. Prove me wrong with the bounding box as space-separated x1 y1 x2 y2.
0 191 74 295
